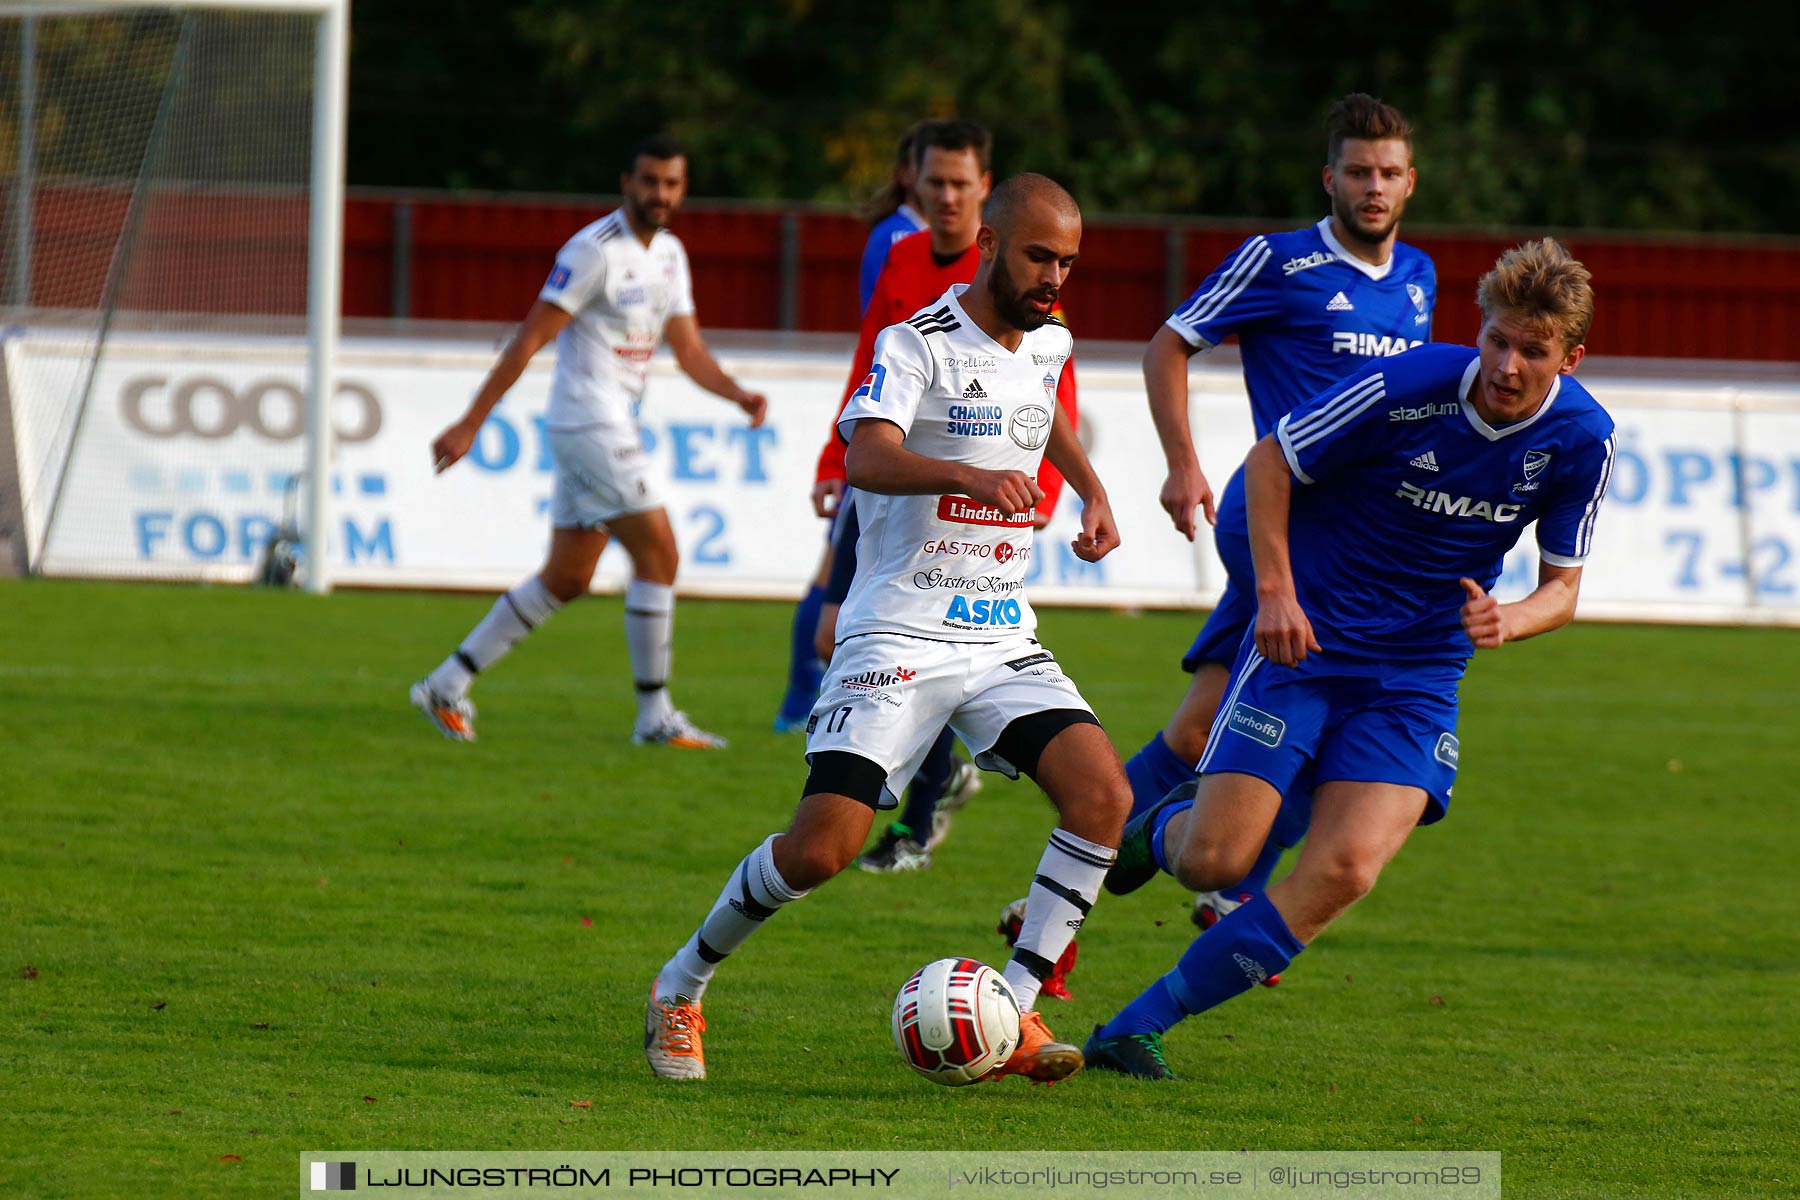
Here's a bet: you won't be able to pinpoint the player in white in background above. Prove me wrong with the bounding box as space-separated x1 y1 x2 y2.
645 175 1131 1083
410 135 767 748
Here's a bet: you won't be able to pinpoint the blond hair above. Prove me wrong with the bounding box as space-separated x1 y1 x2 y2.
1478 238 1595 350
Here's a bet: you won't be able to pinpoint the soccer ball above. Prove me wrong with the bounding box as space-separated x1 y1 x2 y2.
892 957 1021 1086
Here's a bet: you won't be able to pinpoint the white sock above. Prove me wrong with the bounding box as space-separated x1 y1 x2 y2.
624 579 676 729
658 834 809 1003
1003 828 1115 1011
426 576 562 699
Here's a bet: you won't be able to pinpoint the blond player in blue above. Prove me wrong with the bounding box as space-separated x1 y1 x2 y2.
1087 239 1615 1079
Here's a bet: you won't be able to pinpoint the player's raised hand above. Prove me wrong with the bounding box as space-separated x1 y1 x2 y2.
965 469 1044 518
430 420 478 474
1254 590 1321 667
1071 493 1121 563
1159 461 1217 541
1459 577 1507 648
735 389 769 428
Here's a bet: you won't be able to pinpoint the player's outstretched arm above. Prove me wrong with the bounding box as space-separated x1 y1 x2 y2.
1043 399 1119 562
1143 324 1216 540
432 299 571 473
1460 562 1583 649
1244 435 1320 666
664 314 768 427
844 420 1042 516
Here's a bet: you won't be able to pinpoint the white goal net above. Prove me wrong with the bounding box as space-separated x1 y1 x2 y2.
0 0 344 588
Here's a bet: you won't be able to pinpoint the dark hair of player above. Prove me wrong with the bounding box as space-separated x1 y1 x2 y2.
862 121 928 226
1325 94 1413 165
911 119 993 173
628 134 687 172
982 172 1079 238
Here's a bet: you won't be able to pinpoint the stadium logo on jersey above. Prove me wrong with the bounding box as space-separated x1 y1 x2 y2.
1327 291 1355 312
1395 481 1523 523
937 496 1036 527
1435 732 1460 768
1282 251 1336 275
1389 402 1459 423
546 263 571 290
1332 332 1425 357
1408 283 1430 325
851 363 887 404
942 596 1024 627
1410 450 1441 472
1227 702 1285 748
1009 404 1052 450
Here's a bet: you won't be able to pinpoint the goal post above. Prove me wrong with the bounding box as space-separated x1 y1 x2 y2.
0 0 347 592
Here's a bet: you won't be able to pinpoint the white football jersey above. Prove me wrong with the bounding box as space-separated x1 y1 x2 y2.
835 285 1074 643
537 209 696 430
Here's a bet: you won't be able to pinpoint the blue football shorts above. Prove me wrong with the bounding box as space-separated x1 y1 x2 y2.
1197 634 1462 824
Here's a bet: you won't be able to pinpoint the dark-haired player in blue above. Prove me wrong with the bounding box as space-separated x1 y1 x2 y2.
1122 94 1438 941
1085 239 1616 1078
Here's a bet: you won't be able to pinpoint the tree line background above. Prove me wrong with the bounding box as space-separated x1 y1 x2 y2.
6 2 1792 235
346 0 1800 234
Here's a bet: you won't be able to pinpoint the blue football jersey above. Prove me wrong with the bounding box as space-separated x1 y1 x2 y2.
1274 344 1616 662
1167 218 1438 441
859 204 927 313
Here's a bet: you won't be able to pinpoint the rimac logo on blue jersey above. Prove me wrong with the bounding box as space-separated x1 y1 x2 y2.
546 263 572 290
851 363 887 404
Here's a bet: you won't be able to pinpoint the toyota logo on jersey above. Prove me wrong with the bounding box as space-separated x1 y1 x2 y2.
1009 405 1051 450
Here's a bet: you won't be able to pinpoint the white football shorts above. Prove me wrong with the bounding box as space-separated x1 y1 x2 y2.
805 631 1095 808
547 423 662 527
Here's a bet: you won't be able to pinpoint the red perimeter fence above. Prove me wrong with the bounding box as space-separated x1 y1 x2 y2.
11 182 1799 359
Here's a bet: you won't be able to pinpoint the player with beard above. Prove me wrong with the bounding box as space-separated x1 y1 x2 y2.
1113 95 1437 942
410 135 766 748
646 175 1128 1083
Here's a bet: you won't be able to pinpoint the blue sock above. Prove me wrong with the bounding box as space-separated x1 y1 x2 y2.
1124 731 1194 819
1148 795 1194 875
1225 836 1285 897
896 729 956 839
778 585 827 720
1100 893 1304 1037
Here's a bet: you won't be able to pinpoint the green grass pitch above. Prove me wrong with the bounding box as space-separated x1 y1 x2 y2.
2 579 1796 1198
